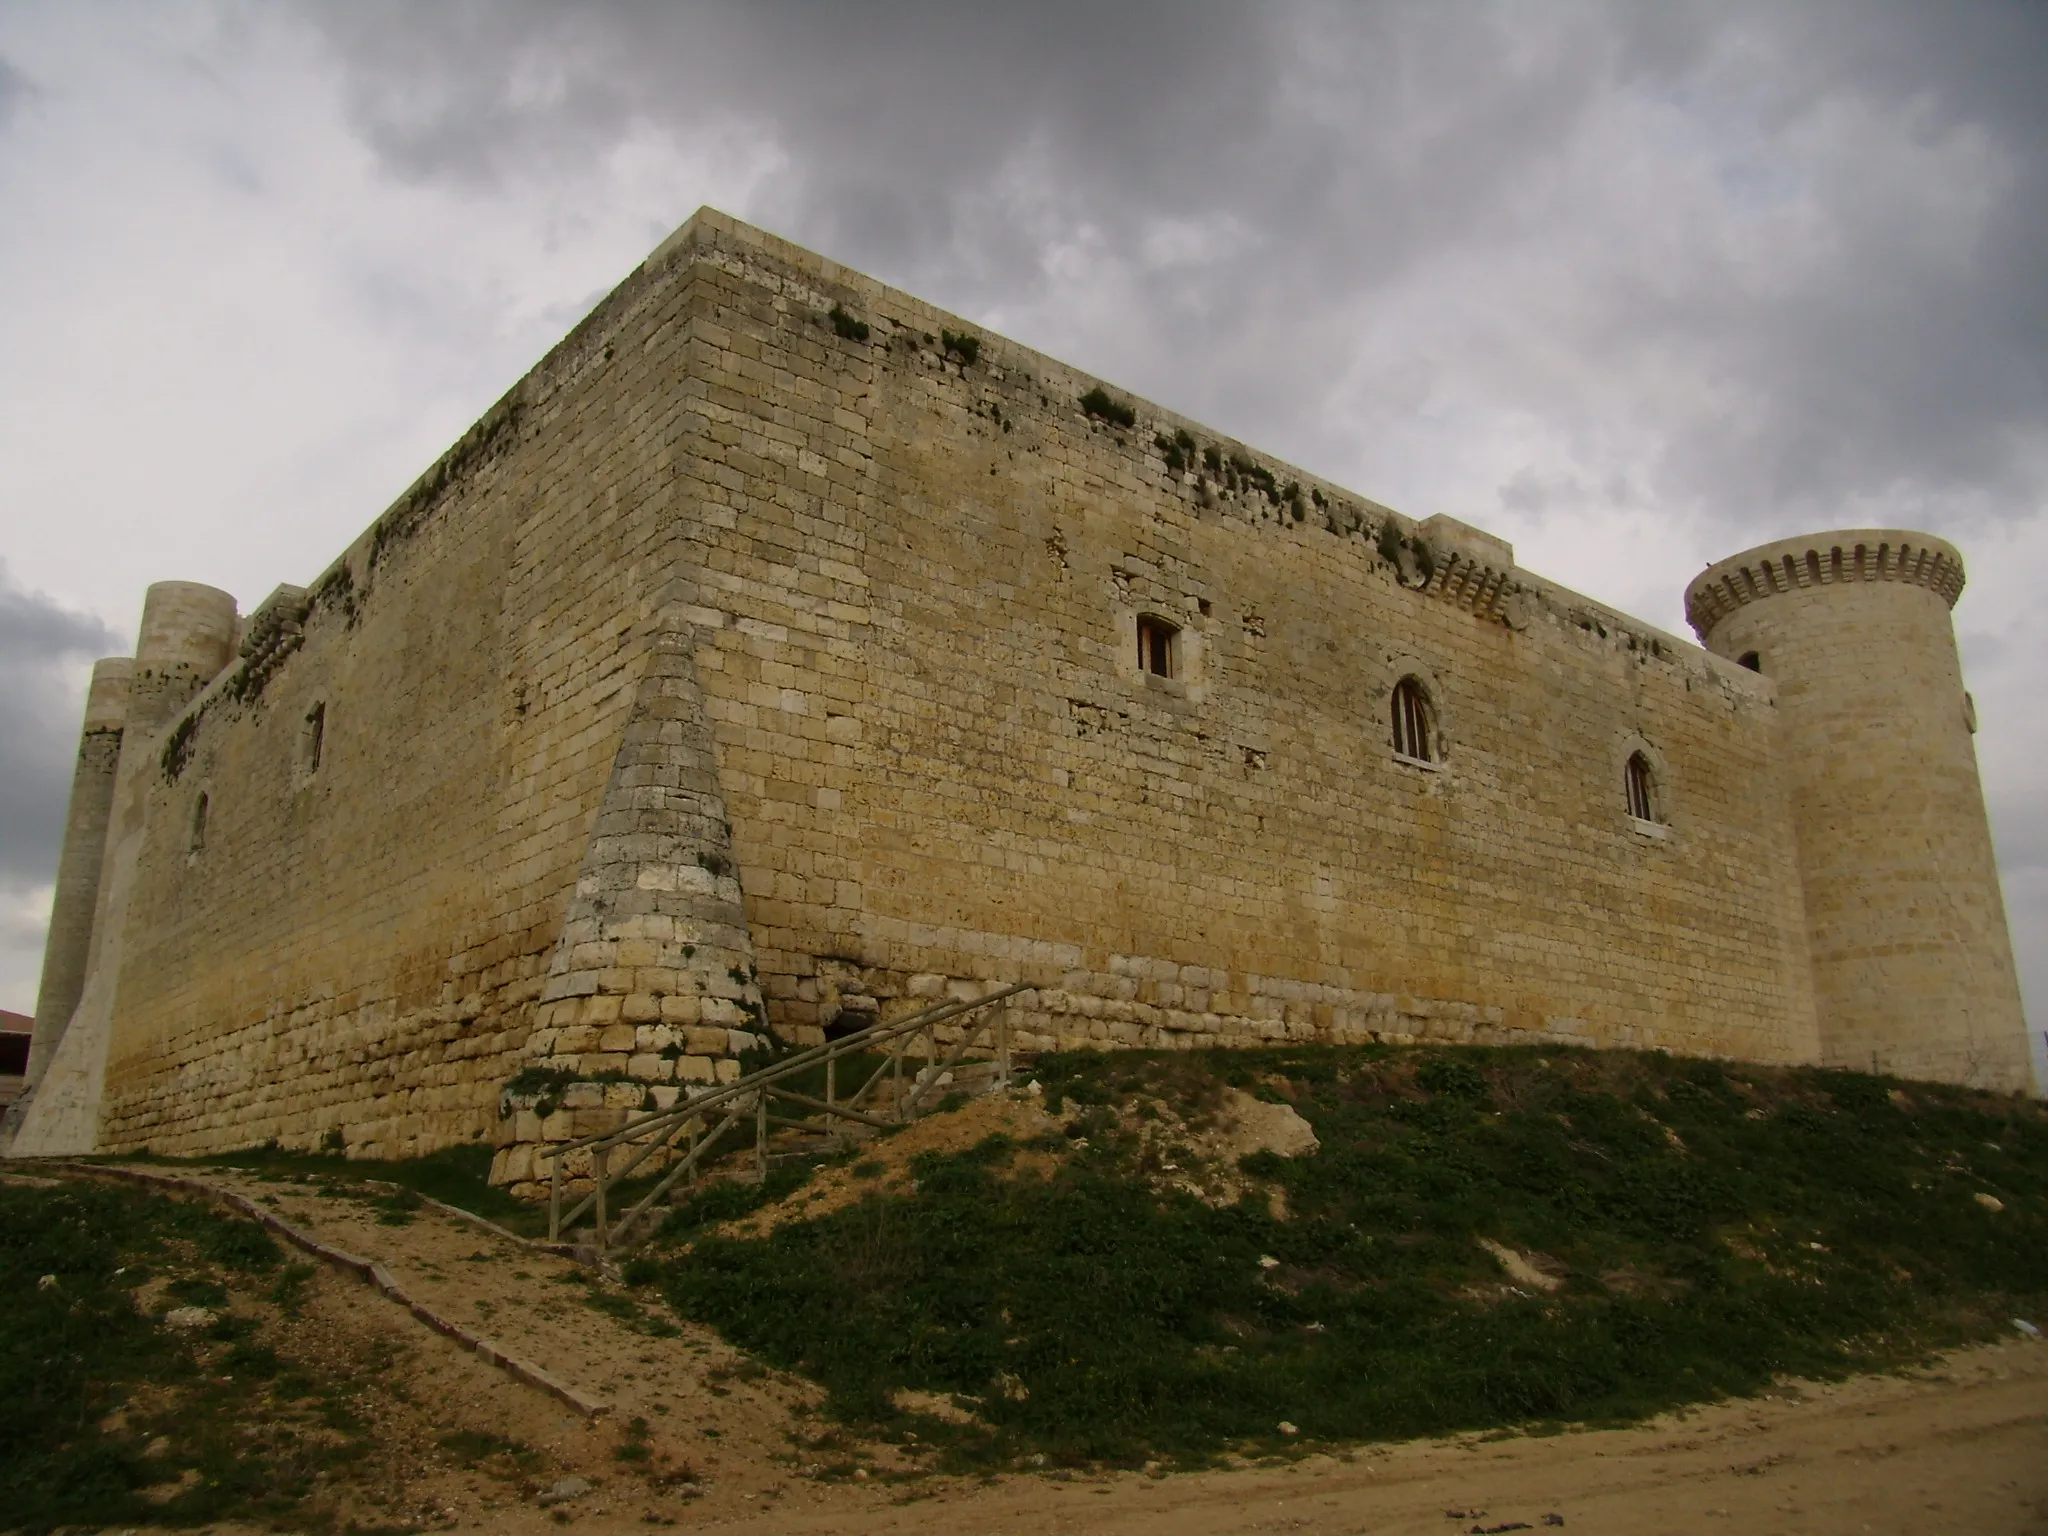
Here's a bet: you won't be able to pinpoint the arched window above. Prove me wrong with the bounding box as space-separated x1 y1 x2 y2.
1738 651 1762 672
1625 752 1661 824
1391 677 1434 763
302 702 326 775
190 791 210 853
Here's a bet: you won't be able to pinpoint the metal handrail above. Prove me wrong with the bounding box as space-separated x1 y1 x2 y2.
537 981 1029 1251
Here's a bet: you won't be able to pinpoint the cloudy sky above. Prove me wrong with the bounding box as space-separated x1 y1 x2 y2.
1 2 2041 1058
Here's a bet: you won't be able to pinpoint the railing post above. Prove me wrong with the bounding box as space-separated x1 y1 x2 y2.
999 1007 1011 1089
593 1145 609 1253
892 1040 904 1122
826 1050 836 1117
755 1089 768 1182
549 1154 562 1242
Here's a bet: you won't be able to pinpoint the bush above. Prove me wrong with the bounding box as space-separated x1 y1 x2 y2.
1079 387 1136 429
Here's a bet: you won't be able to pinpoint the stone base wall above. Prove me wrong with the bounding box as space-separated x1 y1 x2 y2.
485 956 1716 1200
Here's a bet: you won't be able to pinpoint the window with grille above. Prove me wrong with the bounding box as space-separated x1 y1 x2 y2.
1626 751 1661 823
1391 677 1433 762
1137 615 1179 678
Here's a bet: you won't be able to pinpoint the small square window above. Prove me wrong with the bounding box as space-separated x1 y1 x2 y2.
1137 615 1179 679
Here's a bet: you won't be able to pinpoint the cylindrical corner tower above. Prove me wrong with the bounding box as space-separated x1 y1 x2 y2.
5 580 241 1154
1686 529 2032 1092
129 581 239 730
21 657 134 1091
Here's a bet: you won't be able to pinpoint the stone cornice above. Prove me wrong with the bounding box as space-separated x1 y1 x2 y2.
1685 530 1965 641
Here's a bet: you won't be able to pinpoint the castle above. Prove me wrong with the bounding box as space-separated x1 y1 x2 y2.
6 210 2034 1186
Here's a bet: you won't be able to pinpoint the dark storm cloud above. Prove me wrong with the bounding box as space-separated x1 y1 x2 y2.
299 1 2048 544
0 565 117 889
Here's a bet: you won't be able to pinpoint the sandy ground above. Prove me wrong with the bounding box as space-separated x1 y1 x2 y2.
57 1160 2048 1536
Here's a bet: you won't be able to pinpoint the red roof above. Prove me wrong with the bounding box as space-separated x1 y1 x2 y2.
0 1009 31 1036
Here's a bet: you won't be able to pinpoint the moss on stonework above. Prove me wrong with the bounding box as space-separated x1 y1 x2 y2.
1079 387 1136 429
159 711 200 782
367 395 525 575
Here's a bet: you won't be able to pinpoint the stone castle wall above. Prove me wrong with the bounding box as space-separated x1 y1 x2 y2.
36 208 1907 1168
88 244 739 1159
616 215 1820 1075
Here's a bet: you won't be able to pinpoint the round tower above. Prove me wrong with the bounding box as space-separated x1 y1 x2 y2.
1686 529 2032 1092
128 581 239 729
20 658 133 1092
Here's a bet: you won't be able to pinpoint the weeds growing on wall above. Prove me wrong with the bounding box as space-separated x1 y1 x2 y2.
941 329 980 366
1376 520 1439 585
1229 454 1280 504
1079 387 1136 429
649 1044 2048 1470
159 712 200 782
1153 429 1198 475
828 305 870 342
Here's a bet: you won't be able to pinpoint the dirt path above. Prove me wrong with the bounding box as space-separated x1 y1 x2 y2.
81 1160 2048 1535
790 1343 2048 1536
168 1163 831 1497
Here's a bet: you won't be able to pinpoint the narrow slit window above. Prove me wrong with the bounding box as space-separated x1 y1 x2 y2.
1392 677 1433 762
1626 752 1661 823
190 792 210 853
1137 615 1178 678
302 702 325 775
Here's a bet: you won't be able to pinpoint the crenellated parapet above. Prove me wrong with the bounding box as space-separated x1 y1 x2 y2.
1684 530 1965 641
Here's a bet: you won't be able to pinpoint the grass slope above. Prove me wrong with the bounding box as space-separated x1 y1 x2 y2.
0 1175 346 1533
645 1044 2048 1467
0 1170 567 1535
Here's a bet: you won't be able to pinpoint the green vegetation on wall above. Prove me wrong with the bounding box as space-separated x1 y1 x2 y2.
1079 387 1136 429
